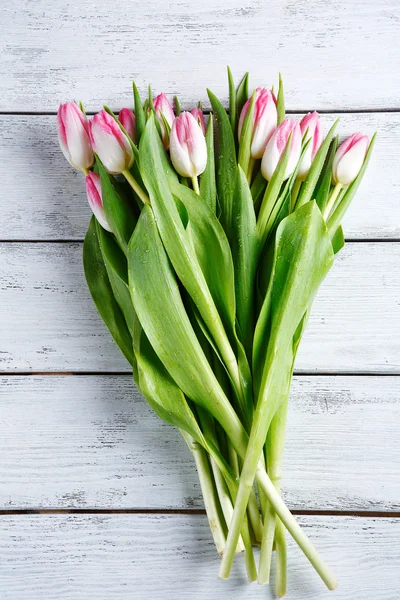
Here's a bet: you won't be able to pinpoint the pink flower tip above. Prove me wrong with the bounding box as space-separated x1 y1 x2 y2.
57 102 94 171
85 172 112 232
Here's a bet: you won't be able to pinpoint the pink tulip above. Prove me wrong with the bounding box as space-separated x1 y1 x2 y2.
169 112 207 178
89 110 133 174
153 93 175 148
332 133 369 186
118 109 136 143
261 118 302 181
57 102 94 172
238 88 277 159
298 112 323 179
85 172 112 232
190 107 206 135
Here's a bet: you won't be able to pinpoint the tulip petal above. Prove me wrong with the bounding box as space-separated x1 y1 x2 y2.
335 138 369 185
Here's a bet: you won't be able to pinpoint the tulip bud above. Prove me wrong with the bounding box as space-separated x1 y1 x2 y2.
85 172 112 232
332 133 369 186
118 108 136 143
57 102 94 172
153 93 175 149
89 110 133 174
261 118 302 181
170 112 207 178
238 88 277 159
190 107 206 135
298 111 323 180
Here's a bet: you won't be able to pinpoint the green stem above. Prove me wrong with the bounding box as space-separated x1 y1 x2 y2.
247 157 256 184
209 457 245 554
198 351 335 589
291 178 302 211
122 169 151 205
181 432 226 554
227 440 263 545
258 500 276 584
275 513 287 597
196 409 257 581
191 175 200 195
323 182 342 220
218 355 337 591
259 391 290 585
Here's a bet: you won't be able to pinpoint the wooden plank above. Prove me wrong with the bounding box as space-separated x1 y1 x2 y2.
1 1 399 111
0 514 398 599
0 112 396 240
0 242 399 373
0 375 398 511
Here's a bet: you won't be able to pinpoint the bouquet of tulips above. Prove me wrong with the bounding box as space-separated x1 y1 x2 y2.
57 69 375 596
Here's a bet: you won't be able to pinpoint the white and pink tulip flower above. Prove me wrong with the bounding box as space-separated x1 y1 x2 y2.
332 133 369 186
89 110 134 174
238 88 277 159
170 111 207 178
153 93 175 149
118 108 136 143
298 111 323 179
261 118 302 181
190 107 206 135
85 172 112 232
57 102 94 172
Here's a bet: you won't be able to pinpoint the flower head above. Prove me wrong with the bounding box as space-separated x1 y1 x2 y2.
85 172 112 232
118 109 136 144
170 112 207 178
238 88 277 159
153 93 175 149
298 112 323 179
89 110 133 174
261 118 302 181
332 133 369 186
190 107 206 135
57 102 94 172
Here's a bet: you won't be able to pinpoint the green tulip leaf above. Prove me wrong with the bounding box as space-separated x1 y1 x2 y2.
83 217 134 367
327 133 377 236
199 114 217 212
97 158 137 254
207 89 238 242
296 119 339 209
314 137 338 213
231 166 259 358
127 204 247 450
277 73 285 125
236 72 250 122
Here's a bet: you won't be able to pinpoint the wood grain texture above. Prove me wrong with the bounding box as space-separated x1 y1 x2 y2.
0 375 398 511
0 242 399 373
2 1 400 112
0 112 395 240
0 514 399 599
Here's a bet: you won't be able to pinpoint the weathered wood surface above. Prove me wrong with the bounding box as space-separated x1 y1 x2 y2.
0 242 399 373
1 1 399 597
0 112 397 240
2 1 400 112
0 375 398 511
0 514 398 599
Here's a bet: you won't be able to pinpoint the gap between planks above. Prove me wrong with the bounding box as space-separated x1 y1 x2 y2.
1 238 400 244
1 108 400 117
0 509 399 517
2 371 400 377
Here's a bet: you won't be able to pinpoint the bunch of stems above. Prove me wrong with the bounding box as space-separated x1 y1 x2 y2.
81 71 375 596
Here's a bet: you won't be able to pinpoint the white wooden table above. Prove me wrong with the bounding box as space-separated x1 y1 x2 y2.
1 1 400 598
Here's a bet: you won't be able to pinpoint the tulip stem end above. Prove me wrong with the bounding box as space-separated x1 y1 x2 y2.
191 175 200 195
122 169 151 205
323 182 342 220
